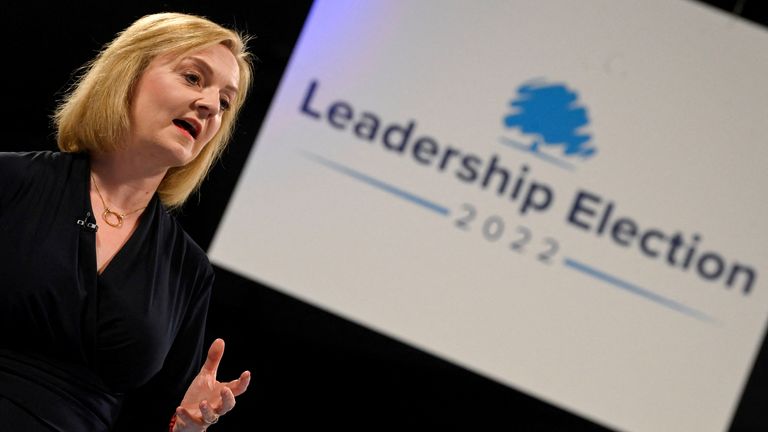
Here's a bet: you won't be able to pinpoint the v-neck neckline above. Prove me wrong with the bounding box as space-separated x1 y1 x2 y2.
82 154 155 279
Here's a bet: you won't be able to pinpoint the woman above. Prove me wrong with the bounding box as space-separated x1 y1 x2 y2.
0 12 253 431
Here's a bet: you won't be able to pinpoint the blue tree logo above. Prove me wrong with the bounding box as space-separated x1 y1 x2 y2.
503 80 596 161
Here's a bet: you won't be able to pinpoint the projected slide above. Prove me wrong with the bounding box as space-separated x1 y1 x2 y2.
209 1 768 431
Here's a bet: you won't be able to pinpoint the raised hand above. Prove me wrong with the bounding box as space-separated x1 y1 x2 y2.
172 338 251 431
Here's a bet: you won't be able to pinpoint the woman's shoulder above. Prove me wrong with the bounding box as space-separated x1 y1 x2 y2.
154 205 215 282
0 150 84 179
0 149 82 163
0 151 86 203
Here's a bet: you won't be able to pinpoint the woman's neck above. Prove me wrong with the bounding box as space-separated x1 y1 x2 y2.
89 149 167 213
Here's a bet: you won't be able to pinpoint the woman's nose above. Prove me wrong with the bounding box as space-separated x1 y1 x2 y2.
194 90 221 118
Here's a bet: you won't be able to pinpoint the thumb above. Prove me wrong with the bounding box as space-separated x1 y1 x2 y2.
201 338 225 375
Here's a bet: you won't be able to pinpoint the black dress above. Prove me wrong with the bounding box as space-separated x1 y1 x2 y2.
0 151 215 431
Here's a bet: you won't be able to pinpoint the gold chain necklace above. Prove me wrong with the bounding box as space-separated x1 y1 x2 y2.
91 174 147 228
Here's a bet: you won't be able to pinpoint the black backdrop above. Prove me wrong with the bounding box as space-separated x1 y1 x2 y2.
2 1 766 430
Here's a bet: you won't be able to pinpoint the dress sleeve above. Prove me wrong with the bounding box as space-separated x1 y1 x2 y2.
112 264 215 431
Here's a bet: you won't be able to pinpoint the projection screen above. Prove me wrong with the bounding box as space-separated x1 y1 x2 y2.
209 1 768 430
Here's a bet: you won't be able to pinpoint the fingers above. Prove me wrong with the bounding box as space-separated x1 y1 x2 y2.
201 338 225 375
219 387 236 413
225 370 251 397
174 406 197 428
175 402 222 430
200 400 220 425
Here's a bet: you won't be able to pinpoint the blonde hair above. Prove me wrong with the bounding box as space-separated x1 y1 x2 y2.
54 12 253 209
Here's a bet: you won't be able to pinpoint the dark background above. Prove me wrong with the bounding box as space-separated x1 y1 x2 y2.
2 1 766 430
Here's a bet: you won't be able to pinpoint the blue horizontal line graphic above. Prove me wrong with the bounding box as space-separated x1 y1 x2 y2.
498 136 575 171
301 151 450 216
563 257 716 323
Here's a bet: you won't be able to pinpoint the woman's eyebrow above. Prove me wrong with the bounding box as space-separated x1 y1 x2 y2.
186 56 239 95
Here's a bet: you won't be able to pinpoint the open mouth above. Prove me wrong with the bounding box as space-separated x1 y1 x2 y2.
173 119 198 139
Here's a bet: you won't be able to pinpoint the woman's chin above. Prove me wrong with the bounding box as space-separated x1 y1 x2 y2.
161 144 200 168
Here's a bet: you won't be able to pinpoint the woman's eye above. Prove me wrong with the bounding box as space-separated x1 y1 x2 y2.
220 99 231 111
184 73 201 85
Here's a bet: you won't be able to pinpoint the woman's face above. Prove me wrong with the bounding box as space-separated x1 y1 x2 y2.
127 43 240 168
